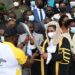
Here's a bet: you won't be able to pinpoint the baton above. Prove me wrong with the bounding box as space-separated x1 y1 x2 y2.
20 22 42 54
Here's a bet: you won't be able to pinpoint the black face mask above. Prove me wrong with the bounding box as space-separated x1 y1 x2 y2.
46 11 54 18
59 7 66 13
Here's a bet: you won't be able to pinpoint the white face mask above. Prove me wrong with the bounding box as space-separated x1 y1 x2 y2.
28 15 34 21
56 3 59 8
70 1 75 8
48 32 55 38
13 2 19 7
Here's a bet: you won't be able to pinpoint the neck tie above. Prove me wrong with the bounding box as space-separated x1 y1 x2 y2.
39 9 43 21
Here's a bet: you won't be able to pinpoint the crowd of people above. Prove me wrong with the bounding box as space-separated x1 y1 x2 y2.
0 0 75 75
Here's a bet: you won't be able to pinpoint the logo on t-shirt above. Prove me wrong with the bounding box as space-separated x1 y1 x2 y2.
0 58 6 66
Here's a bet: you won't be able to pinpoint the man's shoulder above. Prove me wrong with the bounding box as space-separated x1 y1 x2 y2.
33 32 43 37
3 41 14 46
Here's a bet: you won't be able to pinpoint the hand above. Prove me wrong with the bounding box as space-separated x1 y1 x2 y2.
24 35 29 44
32 52 39 59
28 52 39 64
29 36 34 45
41 53 48 60
17 35 29 48
24 52 39 67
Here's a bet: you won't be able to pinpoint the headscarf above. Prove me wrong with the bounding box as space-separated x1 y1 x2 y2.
46 21 63 45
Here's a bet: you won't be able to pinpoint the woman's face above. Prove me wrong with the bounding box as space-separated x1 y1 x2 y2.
47 26 56 33
47 26 56 39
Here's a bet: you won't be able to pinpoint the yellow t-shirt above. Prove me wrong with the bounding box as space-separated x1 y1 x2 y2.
3 42 27 65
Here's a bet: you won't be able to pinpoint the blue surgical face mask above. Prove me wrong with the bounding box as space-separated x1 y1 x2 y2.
70 27 75 33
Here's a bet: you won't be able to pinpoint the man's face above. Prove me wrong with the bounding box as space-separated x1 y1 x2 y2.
24 11 33 20
6 20 16 28
27 23 34 33
46 7 54 18
70 22 75 27
60 3 66 8
35 0 43 9
71 8 75 17
59 3 66 13
8 13 16 19
36 0 42 5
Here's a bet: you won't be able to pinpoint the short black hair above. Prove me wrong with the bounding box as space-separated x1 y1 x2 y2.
7 11 16 18
66 19 75 26
59 15 68 27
